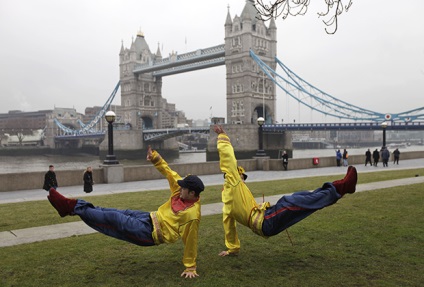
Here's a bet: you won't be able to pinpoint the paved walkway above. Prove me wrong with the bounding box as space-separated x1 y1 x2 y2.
1 160 423 247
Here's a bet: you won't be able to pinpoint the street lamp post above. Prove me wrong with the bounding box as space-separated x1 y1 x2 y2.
262 71 265 120
256 117 266 157
257 70 266 120
381 121 388 148
104 111 119 165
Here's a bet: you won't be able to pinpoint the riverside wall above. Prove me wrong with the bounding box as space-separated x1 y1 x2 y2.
1 151 423 192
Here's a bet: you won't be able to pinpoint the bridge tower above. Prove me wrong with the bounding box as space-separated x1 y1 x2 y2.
119 31 164 130
224 0 277 125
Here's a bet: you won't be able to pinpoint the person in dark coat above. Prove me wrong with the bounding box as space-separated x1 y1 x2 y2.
393 148 401 164
43 165 58 191
83 166 94 193
372 149 380 166
335 149 342 167
365 149 372 166
342 149 349 166
381 147 390 167
281 150 289 170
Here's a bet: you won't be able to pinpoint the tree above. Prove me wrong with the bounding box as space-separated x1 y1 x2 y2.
254 0 353 34
17 132 25 146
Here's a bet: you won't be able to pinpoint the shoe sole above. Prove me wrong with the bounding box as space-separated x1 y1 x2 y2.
346 167 358 194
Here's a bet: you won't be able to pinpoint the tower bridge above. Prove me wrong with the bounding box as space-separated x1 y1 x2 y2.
142 127 210 142
133 44 225 77
49 0 424 159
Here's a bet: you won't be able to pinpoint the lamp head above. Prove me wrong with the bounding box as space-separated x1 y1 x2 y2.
105 111 116 124
381 121 388 129
257 117 265 126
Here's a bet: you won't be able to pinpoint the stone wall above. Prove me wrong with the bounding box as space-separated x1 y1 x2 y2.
1 169 104 193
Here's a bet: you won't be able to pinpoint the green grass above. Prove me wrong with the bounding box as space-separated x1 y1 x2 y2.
0 168 423 232
1 184 423 286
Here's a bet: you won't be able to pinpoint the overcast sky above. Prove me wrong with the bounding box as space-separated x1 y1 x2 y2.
1 0 423 123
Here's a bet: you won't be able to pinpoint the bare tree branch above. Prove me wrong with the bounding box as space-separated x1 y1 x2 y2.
254 0 353 34
17 132 25 146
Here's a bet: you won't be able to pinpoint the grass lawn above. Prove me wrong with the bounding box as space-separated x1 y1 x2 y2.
0 169 423 286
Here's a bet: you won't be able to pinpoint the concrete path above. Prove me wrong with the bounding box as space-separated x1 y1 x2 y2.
1 160 423 248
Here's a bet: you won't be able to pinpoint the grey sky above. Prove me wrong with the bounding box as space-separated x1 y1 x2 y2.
0 0 423 123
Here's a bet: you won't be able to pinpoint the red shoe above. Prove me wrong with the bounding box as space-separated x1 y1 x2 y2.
332 166 357 196
47 188 77 217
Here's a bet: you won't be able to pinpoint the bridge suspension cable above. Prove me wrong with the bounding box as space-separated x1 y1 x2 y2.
249 50 424 122
54 81 120 135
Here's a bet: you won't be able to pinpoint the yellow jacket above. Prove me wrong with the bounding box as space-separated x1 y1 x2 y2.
149 150 200 268
217 133 270 253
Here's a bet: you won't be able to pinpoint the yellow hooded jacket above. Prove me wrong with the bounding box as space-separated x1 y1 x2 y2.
217 133 270 254
149 150 201 268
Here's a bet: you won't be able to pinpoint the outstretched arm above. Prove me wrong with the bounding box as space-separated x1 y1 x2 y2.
146 145 181 195
214 125 239 185
214 125 243 256
213 124 225 135
180 220 200 278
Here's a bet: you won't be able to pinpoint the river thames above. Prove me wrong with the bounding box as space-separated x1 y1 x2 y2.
1 144 423 174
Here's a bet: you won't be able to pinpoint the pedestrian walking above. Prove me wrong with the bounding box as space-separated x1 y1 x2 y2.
336 149 342 167
393 148 400 164
83 166 94 193
281 150 289 170
373 149 380 166
365 149 372 166
342 149 349 166
381 147 390 167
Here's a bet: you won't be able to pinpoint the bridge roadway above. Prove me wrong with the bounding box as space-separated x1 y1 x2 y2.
263 121 424 132
54 132 106 140
133 44 225 77
142 127 210 141
53 121 424 141
1 158 423 247
142 122 424 142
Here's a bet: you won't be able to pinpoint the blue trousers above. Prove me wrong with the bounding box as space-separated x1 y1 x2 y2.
74 199 155 246
262 182 341 236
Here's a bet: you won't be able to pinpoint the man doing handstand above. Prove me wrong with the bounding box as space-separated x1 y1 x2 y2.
213 125 357 256
47 146 204 278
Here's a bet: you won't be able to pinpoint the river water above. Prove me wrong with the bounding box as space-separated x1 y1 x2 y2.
1 145 423 174
0 152 207 174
